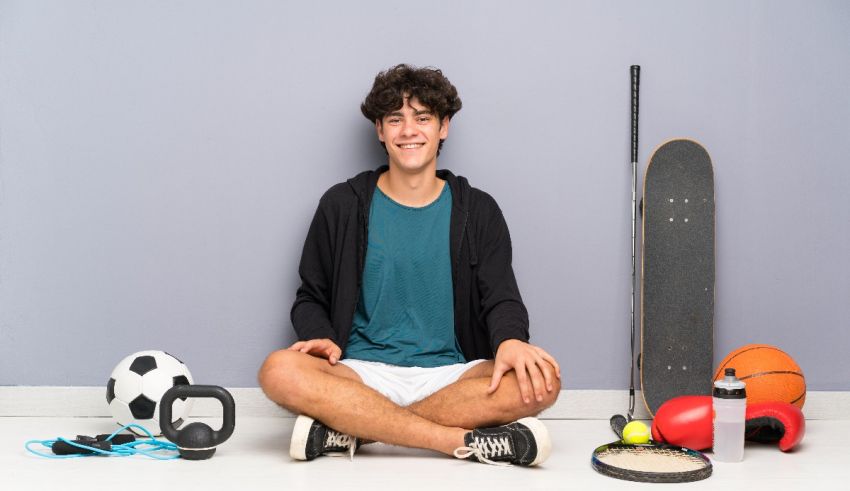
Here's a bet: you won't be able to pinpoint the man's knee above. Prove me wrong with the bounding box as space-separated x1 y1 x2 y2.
539 363 562 410
258 349 306 404
531 361 561 414
517 360 562 415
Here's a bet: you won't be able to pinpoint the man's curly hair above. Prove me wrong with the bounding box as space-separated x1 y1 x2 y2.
361 64 462 154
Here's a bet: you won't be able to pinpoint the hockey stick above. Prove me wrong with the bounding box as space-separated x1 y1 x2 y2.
610 65 640 439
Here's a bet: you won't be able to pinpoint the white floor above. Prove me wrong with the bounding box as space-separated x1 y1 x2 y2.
2 417 839 490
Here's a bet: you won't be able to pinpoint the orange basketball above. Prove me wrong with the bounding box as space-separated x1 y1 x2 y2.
713 344 806 409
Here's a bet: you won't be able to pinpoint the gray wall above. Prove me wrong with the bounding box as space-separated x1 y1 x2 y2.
1 0 848 389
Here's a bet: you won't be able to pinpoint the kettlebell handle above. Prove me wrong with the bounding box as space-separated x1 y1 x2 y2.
160 385 236 444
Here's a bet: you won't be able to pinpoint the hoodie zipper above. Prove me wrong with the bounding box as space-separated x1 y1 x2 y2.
453 209 469 291
354 194 369 318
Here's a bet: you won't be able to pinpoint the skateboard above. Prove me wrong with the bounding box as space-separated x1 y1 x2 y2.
640 138 715 417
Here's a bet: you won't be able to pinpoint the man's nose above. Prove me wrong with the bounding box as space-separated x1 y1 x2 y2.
400 117 418 136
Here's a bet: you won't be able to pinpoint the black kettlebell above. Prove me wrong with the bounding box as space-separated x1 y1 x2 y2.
160 385 235 460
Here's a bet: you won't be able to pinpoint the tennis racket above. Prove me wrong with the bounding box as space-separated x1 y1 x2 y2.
591 441 712 483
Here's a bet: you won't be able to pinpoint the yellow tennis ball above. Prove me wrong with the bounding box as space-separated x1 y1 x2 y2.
622 421 650 444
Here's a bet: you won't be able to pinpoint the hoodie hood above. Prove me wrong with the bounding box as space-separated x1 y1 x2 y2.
346 165 469 214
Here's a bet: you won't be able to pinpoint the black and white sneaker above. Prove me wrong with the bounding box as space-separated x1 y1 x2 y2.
290 414 359 461
454 417 551 466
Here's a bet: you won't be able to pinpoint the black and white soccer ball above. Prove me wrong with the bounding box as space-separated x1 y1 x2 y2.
106 350 194 436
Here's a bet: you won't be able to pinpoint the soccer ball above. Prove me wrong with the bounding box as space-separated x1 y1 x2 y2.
106 350 194 436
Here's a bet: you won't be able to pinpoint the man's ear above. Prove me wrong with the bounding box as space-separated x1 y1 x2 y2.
439 116 450 140
375 120 385 142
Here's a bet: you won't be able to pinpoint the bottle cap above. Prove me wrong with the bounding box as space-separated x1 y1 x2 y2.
713 368 746 399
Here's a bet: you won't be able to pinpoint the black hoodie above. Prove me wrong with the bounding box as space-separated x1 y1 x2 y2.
291 166 529 361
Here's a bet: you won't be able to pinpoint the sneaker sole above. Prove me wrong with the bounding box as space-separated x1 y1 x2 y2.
289 414 315 460
517 417 551 466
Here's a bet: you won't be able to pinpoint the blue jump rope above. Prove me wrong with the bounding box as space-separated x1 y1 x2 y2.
25 424 180 460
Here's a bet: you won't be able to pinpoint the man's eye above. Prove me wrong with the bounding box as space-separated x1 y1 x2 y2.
388 118 401 124
417 116 431 123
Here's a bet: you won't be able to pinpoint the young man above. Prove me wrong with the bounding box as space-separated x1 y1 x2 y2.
259 64 561 467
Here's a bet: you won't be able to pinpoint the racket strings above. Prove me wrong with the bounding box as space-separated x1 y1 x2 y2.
596 447 707 472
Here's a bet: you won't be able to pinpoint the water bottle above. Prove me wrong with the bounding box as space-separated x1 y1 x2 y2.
713 368 746 462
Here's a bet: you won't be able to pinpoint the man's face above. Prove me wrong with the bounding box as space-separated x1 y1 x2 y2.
376 96 449 174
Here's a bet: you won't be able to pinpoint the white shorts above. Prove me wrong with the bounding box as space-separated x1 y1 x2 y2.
339 358 487 407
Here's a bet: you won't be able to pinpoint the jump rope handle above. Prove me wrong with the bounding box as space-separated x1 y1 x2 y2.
51 433 136 455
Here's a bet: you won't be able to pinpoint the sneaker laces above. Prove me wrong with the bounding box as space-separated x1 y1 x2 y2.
454 435 513 467
324 430 357 461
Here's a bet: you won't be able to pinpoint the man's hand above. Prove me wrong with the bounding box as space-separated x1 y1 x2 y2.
287 338 342 365
488 339 561 404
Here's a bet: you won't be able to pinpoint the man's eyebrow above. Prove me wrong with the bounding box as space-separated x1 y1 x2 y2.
384 108 434 118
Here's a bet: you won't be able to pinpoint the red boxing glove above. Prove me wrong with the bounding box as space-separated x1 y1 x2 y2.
745 402 805 452
651 395 713 450
651 396 806 452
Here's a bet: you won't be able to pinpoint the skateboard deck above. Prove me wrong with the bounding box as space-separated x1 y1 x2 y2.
640 138 714 417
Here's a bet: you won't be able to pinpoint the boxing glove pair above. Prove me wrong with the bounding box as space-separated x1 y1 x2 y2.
650 395 805 451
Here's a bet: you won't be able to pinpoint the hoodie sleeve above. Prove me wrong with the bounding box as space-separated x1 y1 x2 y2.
290 195 338 343
474 193 530 351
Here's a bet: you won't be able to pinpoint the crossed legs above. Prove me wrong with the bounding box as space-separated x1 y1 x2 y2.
257 350 560 456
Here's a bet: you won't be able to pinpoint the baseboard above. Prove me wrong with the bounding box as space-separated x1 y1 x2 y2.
1 387 846 420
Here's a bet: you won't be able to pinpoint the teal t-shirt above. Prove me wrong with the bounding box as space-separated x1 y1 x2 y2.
345 182 465 367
